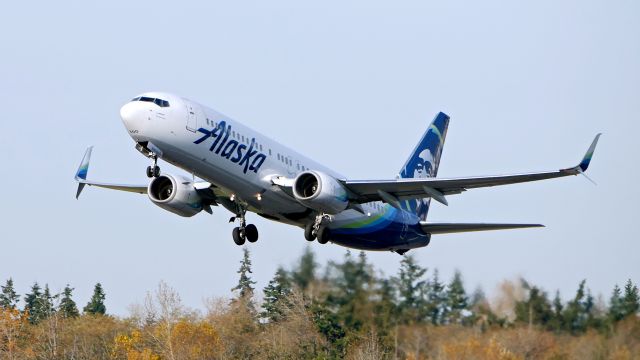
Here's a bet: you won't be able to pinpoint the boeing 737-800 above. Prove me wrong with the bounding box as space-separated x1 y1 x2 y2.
75 92 600 254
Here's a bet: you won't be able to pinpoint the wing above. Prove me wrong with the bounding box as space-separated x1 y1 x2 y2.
420 222 544 234
343 134 601 206
74 147 148 198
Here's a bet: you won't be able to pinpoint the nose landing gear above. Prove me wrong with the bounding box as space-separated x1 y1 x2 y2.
146 154 160 178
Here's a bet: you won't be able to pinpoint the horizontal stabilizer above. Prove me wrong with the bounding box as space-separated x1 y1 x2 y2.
420 222 544 235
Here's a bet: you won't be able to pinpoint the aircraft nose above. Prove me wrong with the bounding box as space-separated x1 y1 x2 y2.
120 102 137 127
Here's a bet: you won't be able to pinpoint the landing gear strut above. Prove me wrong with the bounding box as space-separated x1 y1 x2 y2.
230 202 258 245
146 154 160 178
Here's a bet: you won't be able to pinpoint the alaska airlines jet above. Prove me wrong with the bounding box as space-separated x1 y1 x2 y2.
75 92 600 254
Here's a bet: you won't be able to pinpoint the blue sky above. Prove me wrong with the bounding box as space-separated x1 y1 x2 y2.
0 1 638 315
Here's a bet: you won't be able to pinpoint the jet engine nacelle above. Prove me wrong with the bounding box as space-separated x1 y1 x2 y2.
292 171 349 214
147 174 203 217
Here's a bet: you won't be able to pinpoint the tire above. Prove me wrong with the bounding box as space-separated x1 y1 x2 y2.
304 223 316 241
316 226 330 244
245 224 258 243
153 166 161 177
232 227 245 245
146 166 153 178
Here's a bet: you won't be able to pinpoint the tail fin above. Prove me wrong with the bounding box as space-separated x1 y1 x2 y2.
399 112 450 220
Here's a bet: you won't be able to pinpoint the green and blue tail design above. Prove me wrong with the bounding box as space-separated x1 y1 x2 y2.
399 112 450 221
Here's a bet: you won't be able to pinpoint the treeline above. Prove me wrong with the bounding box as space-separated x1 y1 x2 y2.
0 247 638 359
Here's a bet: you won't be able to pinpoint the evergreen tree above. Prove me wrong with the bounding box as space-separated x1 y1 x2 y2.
24 282 45 324
325 251 374 331
232 247 256 299
446 270 469 325
395 254 427 324
425 269 447 325
549 290 564 331
261 267 292 322
58 284 79 318
622 279 639 317
563 280 594 334
291 246 317 291
515 284 553 328
0 278 20 310
41 284 56 318
84 283 106 315
373 277 398 333
608 284 625 323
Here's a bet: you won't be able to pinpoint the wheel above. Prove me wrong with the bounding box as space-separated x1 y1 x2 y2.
232 227 245 245
146 166 153 178
245 224 258 243
304 222 316 241
153 166 161 177
316 226 330 244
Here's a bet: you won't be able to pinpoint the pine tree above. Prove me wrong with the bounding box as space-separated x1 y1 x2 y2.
563 280 594 334
291 246 317 291
84 283 106 315
325 251 374 331
446 270 469 325
425 269 447 325
232 247 256 299
41 284 56 318
0 278 20 310
395 254 427 324
608 284 624 322
58 284 79 318
24 282 45 324
515 284 552 327
549 290 564 331
622 279 639 317
261 267 292 322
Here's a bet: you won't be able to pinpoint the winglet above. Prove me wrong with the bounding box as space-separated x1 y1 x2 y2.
75 146 93 199
578 134 601 172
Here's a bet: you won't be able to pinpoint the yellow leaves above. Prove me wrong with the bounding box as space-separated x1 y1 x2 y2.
112 330 160 360
441 336 521 360
112 320 222 360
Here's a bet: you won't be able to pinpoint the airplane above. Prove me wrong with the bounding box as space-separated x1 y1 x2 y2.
75 92 600 254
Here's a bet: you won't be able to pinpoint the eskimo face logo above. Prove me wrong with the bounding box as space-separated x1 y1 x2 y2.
193 121 267 174
412 149 435 179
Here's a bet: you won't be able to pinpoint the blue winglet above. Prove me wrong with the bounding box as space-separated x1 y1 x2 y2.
75 146 93 198
578 134 601 172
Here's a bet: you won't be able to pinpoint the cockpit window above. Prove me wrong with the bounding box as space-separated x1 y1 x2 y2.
131 96 170 107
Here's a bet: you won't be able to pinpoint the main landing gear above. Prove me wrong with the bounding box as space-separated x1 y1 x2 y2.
146 154 160 178
304 214 330 244
230 205 258 246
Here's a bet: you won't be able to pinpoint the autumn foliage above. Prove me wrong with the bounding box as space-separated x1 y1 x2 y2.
0 247 638 359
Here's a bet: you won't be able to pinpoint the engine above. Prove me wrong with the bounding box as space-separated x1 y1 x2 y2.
147 174 203 217
292 171 349 214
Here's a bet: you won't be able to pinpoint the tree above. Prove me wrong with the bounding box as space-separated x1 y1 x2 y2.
622 279 639 317
84 283 106 315
232 247 256 299
0 278 19 310
58 285 79 318
41 284 56 318
395 255 427 324
325 251 375 331
425 269 447 325
608 284 624 323
24 282 45 324
563 280 596 334
515 283 553 328
291 246 317 292
548 290 564 331
261 267 292 322
446 270 469 325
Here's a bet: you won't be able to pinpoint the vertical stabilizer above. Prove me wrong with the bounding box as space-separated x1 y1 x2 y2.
398 112 449 220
